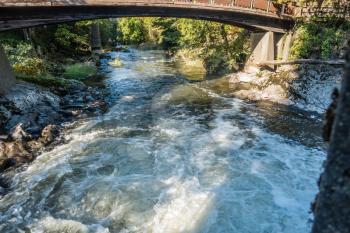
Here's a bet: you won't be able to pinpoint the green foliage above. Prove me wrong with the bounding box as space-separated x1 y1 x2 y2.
117 17 180 48
98 19 118 46
63 63 98 80
290 20 348 59
54 22 90 54
175 19 249 74
152 18 180 48
2 41 44 75
117 18 146 44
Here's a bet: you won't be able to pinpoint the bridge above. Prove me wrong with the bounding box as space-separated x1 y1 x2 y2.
0 0 294 32
0 0 296 94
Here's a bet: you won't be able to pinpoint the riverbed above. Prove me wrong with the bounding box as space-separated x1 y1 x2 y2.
0 49 325 233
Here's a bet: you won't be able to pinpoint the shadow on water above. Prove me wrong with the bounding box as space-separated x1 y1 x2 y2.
253 101 324 149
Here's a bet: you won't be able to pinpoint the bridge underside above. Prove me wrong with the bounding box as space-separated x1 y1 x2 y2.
0 5 293 33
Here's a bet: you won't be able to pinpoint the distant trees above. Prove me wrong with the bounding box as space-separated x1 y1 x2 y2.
116 17 249 74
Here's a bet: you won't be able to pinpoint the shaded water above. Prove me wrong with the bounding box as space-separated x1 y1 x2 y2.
0 49 325 233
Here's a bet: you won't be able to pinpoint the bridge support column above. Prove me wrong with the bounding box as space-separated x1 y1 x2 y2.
246 31 275 71
90 23 102 54
0 45 16 95
246 31 292 72
276 32 292 61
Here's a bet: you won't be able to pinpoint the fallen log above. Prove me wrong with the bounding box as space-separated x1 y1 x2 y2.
257 59 345 66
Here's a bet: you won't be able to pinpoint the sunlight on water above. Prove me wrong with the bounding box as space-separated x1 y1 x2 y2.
0 49 325 233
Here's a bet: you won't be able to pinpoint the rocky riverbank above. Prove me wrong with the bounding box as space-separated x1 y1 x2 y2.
0 79 108 194
227 64 343 114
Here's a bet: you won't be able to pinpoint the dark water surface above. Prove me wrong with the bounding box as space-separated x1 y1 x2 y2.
0 49 325 233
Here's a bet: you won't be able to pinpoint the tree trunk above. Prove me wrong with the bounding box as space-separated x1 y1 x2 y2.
312 48 350 232
220 24 232 57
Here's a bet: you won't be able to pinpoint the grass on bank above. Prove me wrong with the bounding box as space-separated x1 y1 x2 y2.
15 61 106 92
63 63 98 80
62 62 106 86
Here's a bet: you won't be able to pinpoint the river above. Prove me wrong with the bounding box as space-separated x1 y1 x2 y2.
0 49 325 233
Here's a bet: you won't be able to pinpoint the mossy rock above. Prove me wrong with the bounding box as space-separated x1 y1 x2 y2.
16 73 87 95
108 58 123 67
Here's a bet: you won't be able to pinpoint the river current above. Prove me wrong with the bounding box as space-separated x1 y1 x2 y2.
0 49 325 233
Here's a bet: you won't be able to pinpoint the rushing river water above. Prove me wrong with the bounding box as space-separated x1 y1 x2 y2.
0 49 326 233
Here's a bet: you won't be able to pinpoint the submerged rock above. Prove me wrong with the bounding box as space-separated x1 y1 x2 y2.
0 140 33 171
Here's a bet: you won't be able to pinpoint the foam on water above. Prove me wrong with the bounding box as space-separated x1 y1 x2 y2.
0 49 325 233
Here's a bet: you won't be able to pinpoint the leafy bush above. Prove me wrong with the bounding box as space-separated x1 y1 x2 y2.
290 20 348 59
2 42 45 75
290 23 321 59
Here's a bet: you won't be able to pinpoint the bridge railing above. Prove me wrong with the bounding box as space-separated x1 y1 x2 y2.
2 0 294 16
298 6 350 19
169 0 293 15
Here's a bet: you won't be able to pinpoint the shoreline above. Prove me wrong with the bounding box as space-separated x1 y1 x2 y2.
0 78 108 195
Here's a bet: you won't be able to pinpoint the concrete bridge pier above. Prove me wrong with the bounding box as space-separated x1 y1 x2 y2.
0 45 16 95
90 23 103 54
277 32 292 61
246 31 292 72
